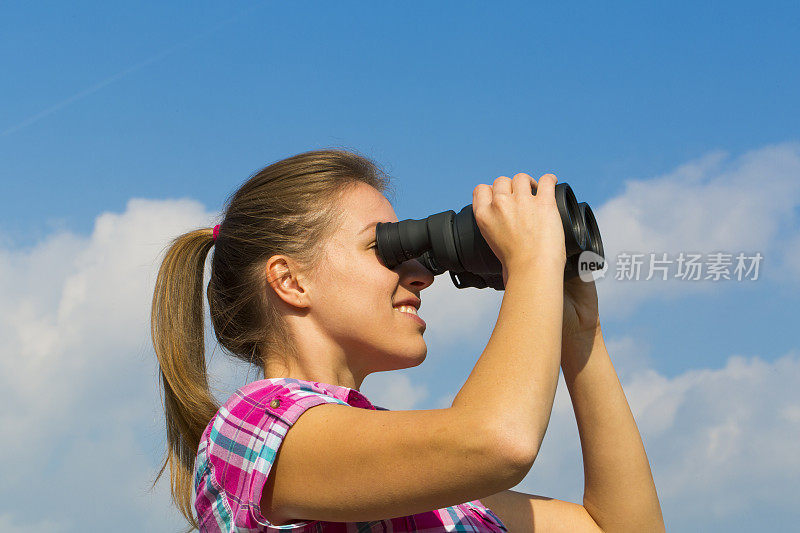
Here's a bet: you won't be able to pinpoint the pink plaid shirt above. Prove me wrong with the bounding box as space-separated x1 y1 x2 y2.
194 377 508 532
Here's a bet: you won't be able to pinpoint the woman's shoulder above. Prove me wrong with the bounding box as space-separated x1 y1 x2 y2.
234 377 388 415
193 377 391 531
231 377 338 409
207 378 352 440
229 377 383 409
199 377 387 449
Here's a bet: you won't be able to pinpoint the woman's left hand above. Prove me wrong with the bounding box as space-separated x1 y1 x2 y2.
562 272 601 354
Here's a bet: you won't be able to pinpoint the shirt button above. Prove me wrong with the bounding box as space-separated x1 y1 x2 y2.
270 398 281 408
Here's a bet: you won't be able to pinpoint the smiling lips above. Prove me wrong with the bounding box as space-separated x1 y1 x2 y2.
393 305 418 316
393 305 426 328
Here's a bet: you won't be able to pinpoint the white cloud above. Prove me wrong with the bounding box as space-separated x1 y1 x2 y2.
601 334 655 383
780 231 800 282
513 344 800 531
436 391 457 409
361 372 430 410
417 271 503 353
626 352 800 514
593 142 800 318
0 197 214 529
0 514 64 533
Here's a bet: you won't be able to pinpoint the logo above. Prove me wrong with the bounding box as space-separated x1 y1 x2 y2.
577 250 608 282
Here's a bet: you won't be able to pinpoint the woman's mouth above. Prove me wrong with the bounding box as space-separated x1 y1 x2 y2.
393 305 426 328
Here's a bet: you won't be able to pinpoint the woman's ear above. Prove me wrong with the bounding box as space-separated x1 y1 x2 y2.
264 255 310 309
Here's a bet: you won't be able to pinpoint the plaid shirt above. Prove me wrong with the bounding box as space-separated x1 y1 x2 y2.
194 377 508 532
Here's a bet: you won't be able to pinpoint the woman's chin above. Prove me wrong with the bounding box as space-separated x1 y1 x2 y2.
405 344 427 367
387 346 427 370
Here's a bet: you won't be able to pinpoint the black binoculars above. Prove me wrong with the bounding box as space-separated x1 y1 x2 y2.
375 182 604 290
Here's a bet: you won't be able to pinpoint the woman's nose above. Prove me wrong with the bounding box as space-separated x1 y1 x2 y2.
398 258 435 290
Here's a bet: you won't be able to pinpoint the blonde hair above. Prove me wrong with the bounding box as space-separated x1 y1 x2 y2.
150 148 394 530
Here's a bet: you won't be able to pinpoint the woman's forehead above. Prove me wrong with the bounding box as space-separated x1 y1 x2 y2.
340 185 398 232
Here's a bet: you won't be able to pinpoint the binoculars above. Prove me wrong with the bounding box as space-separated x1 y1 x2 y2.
375 183 604 290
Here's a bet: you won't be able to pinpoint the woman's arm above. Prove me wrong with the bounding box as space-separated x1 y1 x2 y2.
480 489 603 532
560 325 665 533
479 326 664 533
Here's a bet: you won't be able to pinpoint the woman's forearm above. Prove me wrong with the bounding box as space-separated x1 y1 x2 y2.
561 327 665 533
452 261 566 463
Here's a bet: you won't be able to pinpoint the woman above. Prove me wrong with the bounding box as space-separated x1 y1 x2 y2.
151 148 665 532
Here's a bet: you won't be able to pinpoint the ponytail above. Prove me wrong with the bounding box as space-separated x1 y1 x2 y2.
151 227 219 531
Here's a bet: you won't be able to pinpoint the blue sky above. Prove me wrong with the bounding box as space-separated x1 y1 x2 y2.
1 2 799 532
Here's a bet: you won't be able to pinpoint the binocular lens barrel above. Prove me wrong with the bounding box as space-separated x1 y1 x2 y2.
376 182 604 290
578 202 603 259
556 183 587 257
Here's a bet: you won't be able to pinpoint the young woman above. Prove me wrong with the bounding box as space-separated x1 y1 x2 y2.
151 149 665 532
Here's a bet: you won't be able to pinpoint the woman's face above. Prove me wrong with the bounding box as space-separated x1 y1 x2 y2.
305 182 435 379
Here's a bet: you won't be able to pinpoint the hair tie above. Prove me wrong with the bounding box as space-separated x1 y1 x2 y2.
212 224 220 242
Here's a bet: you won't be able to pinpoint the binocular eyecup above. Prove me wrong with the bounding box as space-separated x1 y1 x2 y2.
375 182 604 290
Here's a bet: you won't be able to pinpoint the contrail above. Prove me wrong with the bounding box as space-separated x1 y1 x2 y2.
2 2 264 137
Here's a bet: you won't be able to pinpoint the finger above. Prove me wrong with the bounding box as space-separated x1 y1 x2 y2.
512 173 537 197
492 175 512 196
536 173 558 202
473 183 492 210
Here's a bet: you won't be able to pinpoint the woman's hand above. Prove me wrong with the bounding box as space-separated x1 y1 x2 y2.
562 272 601 354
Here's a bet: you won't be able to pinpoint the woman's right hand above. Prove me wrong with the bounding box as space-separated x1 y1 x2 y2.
472 173 567 285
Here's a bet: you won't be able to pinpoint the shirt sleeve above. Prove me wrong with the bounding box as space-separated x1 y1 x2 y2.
203 383 351 531
466 499 509 532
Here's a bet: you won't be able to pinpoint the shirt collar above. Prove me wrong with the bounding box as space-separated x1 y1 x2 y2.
262 377 376 410
312 380 375 409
